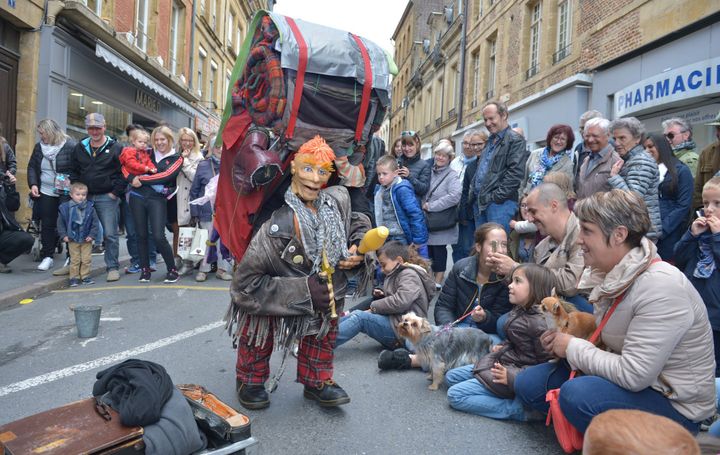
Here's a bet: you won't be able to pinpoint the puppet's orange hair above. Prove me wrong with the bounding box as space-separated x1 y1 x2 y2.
295 136 336 170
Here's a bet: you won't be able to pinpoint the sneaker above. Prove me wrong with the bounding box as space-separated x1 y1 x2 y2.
37 257 54 271
0 263 11 273
303 380 350 407
69 277 81 287
81 277 95 285
139 268 151 282
378 348 412 370
164 269 179 283
125 264 142 274
195 272 207 282
216 270 233 281
106 269 120 282
91 245 105 256
52 257 70 276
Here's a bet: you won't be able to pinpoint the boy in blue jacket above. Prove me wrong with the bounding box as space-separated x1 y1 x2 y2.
675 176 720 375
373 155 428 258
57 182 100 286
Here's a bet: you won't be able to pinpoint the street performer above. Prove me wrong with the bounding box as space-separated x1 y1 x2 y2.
227 135 370 410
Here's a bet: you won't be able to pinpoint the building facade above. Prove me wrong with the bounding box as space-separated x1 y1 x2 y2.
390 0 720 154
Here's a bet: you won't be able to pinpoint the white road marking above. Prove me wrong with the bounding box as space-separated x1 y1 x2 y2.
0 320 224 397
99 317 123 321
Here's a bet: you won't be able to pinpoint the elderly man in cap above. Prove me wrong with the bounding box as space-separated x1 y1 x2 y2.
69 113 124 282
693 112 720 210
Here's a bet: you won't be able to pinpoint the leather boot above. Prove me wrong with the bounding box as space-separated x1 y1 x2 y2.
236 379 270 410
303 380 350 407
232 126 281 194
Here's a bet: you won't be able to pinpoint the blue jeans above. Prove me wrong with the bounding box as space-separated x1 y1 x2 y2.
446 364 528 421
473 200 518 234
90 193 120 271
564 294 593 314
514 361 700 434
336 310 399 349
708 378 720 437
452 219 476 263
496 312 509 340
123 198 156 266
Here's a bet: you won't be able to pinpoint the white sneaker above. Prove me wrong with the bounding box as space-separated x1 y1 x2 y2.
38 257 54 271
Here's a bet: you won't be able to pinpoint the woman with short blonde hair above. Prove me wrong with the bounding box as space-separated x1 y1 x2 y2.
175 127 206 275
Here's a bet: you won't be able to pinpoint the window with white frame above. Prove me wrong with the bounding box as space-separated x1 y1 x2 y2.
135 0 149 52
236 25 242 54
473 0 482 20
226 12 234 48
197 49 206 97
471 49 480 107
210 0 216 30
486 37 496 99
554 0 571 64
210 61 217 108
225 71 232 104
527 1 542 79
83 0 102 16
169 1 181 75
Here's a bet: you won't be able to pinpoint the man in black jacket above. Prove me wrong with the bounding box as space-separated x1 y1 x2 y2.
469 101 528 233
0 181 33 272
70 113 124 281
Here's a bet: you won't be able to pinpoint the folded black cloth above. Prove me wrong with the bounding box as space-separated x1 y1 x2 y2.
93 359 174 426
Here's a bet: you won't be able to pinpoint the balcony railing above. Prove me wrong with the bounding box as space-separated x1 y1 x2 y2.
470 99 477 108
448 107 456 119
435 117 442 127
553 44 572 64
485 89 494 100
525 65 539 80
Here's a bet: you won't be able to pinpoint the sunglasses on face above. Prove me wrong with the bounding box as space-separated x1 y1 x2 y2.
401 130 417 138
664 131 685 141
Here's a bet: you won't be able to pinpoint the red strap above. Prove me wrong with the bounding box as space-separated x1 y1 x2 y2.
568 257 662 380
350 34 373 142
285 17 308 140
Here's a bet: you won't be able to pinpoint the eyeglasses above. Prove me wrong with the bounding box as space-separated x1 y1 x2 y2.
470 142 485 148
401 130 417 137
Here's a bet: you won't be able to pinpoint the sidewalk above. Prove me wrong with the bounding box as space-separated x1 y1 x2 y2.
0 236 133 311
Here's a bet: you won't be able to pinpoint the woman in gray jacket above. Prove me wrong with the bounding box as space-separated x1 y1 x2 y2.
422 140 461 286
514 189 716 434
608 117 662 240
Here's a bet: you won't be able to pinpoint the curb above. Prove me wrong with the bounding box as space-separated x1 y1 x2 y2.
0 256 131 312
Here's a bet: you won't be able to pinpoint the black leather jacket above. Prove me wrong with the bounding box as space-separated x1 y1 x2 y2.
470 128 528 209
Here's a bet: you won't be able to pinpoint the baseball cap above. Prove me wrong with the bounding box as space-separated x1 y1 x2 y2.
706 112 720 126
85 113 106 128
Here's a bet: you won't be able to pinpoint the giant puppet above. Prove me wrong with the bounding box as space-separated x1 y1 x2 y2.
216 11 394 409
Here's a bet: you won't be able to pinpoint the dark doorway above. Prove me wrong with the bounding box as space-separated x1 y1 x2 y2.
0 26 19 148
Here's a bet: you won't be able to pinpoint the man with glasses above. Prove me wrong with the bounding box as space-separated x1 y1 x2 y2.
662 117 699 178
693 112 720 209
573 110 604 181
451 130 486 261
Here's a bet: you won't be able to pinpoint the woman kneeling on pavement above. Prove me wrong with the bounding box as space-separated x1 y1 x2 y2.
513 189 716 434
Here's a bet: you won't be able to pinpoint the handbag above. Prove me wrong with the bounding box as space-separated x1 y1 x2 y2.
545 292 625 453
423 171 458 232
50 159 71 196
2 182 20 211
189 227 209 262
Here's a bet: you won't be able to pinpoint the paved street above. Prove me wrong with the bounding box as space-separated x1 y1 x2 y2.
0 280 562 454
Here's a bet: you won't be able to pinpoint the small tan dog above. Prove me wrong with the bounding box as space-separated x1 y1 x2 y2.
540 289 597 341
396 312 491 390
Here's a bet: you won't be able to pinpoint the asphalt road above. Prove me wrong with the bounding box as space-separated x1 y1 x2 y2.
0 281 562 454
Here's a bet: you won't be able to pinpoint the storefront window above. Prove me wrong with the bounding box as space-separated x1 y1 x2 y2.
67 90 132 141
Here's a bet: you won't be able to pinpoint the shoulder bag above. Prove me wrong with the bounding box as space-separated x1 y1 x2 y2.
423 171 457 232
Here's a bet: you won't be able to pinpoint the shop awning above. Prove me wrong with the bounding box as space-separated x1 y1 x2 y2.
95 41 197 116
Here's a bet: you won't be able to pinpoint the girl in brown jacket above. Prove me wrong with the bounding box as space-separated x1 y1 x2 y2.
336 241 436 349
445 263 554 420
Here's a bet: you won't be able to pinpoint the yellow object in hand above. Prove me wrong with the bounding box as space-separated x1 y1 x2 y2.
357 226 389 254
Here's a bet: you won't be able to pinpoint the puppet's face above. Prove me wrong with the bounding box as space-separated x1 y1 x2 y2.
290 157 332 204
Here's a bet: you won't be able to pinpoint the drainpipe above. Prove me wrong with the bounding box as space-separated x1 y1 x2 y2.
456 0 468 130
188 0 197 90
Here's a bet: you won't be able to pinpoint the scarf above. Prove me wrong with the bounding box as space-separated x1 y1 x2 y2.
693 232 717 279
284 187 349 273
672 140 696 153
41 141 65 162
68 200 87 240
528 147 568 188
463 155 478 166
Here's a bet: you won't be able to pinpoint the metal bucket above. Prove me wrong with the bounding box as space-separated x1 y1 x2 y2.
72 305 102 338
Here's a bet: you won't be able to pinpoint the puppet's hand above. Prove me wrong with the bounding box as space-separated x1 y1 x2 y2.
338 244 363 270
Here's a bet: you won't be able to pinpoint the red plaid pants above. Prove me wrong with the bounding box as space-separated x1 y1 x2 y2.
235 317 337 388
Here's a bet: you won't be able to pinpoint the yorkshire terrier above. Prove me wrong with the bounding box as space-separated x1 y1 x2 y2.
539 289 597 341
396 312 492 390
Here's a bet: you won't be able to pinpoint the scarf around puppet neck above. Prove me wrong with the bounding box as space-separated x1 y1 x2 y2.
284 187 349 273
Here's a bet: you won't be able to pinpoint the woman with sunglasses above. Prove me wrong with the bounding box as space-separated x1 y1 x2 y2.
398 131 431 201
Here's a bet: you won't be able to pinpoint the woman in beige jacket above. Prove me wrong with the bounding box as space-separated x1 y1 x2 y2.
175 128 204 274
514 189 716 434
